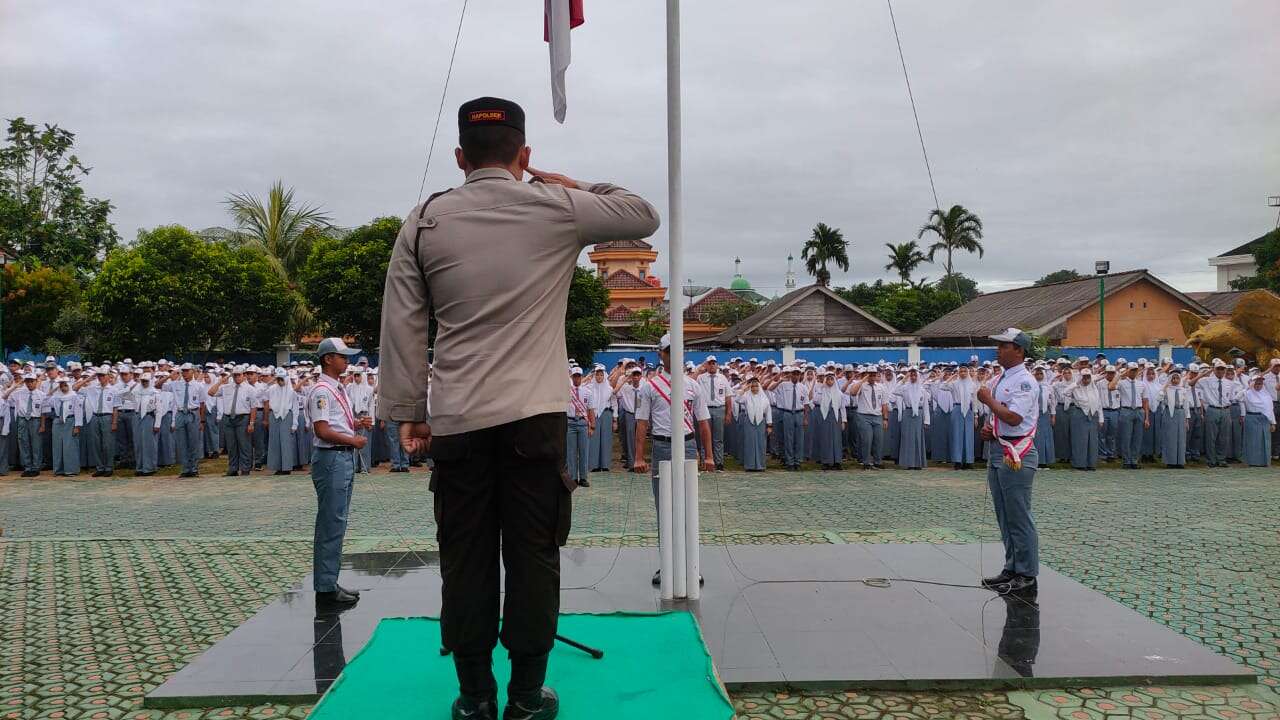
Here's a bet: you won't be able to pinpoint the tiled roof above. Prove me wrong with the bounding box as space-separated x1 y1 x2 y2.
683 287 747 322
593 239 653 251
1187 291 1243 316
605 305 636 321
916 270 1211 339
602 269 652 290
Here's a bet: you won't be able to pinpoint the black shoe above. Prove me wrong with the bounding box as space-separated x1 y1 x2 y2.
452 694 498 720
336 584 361 598
998 575 1038 595
873 464 885 470
861 464 872 470
503 686 558 720
652 570 661 587
316 588 359 606
982 570 1016 588
21 470 37 477
576 478 590 488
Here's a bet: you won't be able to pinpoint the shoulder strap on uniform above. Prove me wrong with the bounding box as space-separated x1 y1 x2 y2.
413 188 453 287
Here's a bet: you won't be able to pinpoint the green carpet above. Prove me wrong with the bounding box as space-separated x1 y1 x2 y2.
307 612 735 720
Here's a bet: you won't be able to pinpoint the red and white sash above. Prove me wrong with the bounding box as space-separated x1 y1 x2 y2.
990 376 1036 471
311 376 354 429
649 374 695 435
569 384 589 418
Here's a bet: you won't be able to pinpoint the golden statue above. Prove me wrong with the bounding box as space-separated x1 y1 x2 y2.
1181 289 1280 365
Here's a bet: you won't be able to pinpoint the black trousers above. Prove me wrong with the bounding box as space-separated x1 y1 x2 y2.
430 412 573 699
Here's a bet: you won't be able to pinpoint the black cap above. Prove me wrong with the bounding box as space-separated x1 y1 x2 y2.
458 97 525 136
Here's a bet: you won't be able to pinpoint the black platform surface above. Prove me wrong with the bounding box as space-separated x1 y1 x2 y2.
145 544 1254 707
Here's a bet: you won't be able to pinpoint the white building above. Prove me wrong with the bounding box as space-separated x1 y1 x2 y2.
1208 234 1268 291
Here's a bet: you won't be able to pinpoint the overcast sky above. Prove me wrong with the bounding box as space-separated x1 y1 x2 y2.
3 1 1277 294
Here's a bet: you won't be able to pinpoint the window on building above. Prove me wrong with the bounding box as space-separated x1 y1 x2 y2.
1142 301 1147 309
638 268 646 279
1129 302 1134 309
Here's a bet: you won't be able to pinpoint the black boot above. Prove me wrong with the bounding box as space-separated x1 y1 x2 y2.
451 694 498 720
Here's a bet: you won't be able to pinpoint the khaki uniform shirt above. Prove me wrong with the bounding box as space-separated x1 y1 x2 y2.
377 167 660 435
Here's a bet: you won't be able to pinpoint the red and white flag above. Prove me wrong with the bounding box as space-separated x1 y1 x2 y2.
544 0 584 123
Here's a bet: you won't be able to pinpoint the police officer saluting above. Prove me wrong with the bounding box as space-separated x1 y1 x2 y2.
378 97 659 720
308 337 367 608
977 329 1041 595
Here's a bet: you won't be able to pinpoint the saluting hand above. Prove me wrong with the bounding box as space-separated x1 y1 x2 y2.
526 167 580 189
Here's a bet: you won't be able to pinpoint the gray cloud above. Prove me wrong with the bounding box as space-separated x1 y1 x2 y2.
3 0 1276 296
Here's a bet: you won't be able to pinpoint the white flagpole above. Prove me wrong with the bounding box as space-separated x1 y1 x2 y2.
665 0 688 598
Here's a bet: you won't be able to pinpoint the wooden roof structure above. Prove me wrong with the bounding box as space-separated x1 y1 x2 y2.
691 284 902 347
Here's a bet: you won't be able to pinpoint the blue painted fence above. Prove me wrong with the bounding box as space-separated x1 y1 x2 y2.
590 345 1197 368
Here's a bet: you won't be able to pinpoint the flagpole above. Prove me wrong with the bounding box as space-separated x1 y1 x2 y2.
665 0 695 600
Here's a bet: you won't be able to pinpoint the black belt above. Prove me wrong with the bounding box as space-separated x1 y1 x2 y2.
317 445 354 452
652 435 673 443
777 408 800 414
1246 412 1265 417
94 413 112 417
229 413 248 418
999 435 1029 442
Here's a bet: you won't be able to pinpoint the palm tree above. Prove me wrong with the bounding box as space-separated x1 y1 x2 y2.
801 222 849 287
223 181 336 337
917 205 984 277
883 241 928 284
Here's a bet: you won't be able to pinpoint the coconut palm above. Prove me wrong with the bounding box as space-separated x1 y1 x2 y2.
801 222 849 287
223 181 336 337
917 205 984 277
883 241 928 284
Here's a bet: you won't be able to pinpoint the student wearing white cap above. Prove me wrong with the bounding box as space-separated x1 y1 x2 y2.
246 366 270 469
167 363 207 477
1108 362 1149 469
632 333 714 585
844 366 889 469
202 369 222 460
977 329 1040 595
80 367 118 476
209 365 257 475
6 372 47 476
585 364 615 472
566 367 593 487
307 338 366 609
695 356 733 471
113 365 140 469
39 361 63 470
48 377 82 476
614 366 642 472
296 371 317 471
769 365 808 470
1187 360 1233 468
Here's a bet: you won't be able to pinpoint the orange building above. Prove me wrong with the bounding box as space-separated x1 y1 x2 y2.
589 239 666 336
916 270 1213 347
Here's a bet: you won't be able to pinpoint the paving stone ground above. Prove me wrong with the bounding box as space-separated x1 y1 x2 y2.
2 462 1278 719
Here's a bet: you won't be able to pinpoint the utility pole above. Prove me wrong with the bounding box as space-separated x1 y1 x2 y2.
1269 196 1279 229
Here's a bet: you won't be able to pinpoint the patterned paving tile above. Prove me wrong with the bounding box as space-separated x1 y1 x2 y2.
3 463 1279 719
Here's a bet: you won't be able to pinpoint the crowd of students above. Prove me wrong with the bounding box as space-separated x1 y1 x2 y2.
0 355 423 477
563 353 1279 475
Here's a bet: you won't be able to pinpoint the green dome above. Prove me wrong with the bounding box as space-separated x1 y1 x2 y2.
730 275 752 291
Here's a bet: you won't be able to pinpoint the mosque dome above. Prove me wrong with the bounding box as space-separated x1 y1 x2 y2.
730 274 752 291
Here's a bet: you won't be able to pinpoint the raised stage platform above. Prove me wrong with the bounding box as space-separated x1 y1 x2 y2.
146 543 1255 708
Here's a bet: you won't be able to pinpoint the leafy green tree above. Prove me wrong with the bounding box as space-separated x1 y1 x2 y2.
0 263 82 352
628 308 666 344
299 217 400 348
1034 269 1084 286
801 222 849 286
883 241 929 283
868 284 965 333
0 118 120 273
834 280 894 309
220 181 336 338
703 299 759 327
918 205 984 277
935 271 980 302
566 265 610 367
86 225 293 357
1230 229 1280 292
